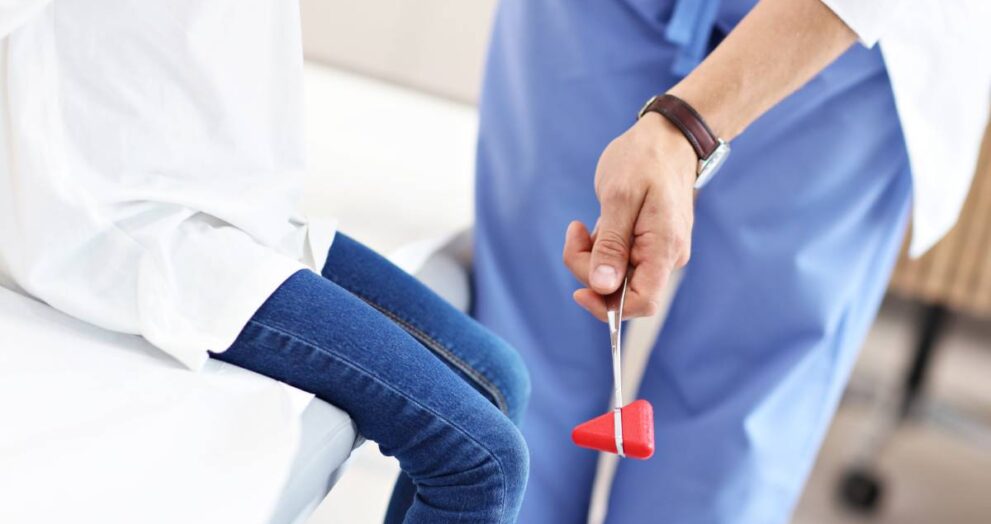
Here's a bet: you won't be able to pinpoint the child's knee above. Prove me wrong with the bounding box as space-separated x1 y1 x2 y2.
487 417 530 502
501 346 531 424
483 337 531 424
401 410 529 521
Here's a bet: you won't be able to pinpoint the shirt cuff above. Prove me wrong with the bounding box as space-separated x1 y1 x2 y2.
819 0 897 47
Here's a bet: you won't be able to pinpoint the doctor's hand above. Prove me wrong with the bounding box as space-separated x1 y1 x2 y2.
563 113 697 322
562 0 858 322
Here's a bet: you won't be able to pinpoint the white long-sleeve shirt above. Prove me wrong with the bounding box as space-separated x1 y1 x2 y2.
0 0 334 369
0 0 988 369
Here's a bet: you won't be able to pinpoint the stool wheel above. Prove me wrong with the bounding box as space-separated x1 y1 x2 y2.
838 467 884 514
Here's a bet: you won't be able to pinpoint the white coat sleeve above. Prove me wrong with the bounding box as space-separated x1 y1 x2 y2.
819 0 900 47
0 0 51 38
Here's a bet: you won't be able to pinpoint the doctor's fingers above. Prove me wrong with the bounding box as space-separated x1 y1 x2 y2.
624 257 674 318
570 234 680 320
588 191 643 295
624 211 693 315
573 287 609 322
563 220 594 286
573 271 665 321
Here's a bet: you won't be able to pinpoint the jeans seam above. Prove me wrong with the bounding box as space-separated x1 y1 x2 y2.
347 290 513 417
248 319 508 521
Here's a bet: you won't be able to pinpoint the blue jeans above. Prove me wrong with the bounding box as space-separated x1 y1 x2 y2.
212 234 530 523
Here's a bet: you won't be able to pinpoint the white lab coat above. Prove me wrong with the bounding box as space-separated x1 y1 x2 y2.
823 0 991 255
0 0 988 369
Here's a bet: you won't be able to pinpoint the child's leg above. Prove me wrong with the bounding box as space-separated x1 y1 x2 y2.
213 237 529 523
317 234 531 522
321 234 530 423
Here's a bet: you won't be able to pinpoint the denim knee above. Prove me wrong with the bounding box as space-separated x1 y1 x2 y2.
486 415 530 515
484 335 532 425
411 411 530 523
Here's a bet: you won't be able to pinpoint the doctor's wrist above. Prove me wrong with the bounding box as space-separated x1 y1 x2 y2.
632 111 698 189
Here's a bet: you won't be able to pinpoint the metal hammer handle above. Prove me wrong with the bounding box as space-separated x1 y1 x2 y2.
605 275 629 456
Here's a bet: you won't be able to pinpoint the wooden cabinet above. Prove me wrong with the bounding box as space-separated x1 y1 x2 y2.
890 119 991 317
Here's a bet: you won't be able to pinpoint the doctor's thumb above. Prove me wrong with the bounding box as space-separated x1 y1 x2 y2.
588 226 632 294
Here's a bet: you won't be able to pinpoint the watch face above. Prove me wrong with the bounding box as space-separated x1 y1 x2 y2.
695 141 730 189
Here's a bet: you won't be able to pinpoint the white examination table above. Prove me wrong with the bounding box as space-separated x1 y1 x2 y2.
0 284 358 524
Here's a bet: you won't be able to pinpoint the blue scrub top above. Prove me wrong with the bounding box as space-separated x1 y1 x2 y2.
473 0 912 522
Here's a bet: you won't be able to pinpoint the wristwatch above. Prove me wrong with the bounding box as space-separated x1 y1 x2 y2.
638 94 730 189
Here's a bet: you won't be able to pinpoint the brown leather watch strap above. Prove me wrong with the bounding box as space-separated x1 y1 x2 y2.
640 94 718 160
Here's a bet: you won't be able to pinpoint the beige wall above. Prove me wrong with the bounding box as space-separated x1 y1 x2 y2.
300 0 496 104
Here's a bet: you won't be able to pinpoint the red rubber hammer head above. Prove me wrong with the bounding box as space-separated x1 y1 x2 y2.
571 399 654 460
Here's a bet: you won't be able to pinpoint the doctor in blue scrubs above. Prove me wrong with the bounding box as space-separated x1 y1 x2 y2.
472 0 920 522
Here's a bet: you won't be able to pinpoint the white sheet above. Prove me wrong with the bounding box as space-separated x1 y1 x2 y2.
0 285 338 523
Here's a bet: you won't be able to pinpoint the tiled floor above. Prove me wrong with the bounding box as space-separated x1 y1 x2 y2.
300 64 991 524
